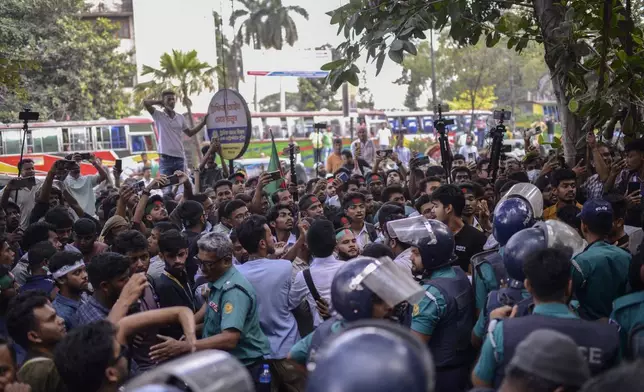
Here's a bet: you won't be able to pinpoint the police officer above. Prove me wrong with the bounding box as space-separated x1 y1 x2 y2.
609 249 644 358
124 350 255 392
471 192 537 346
572 199 631 320
288 256 424 365
148 232 271 392
472 247 619 389
306 319 436 392
392 216 474 392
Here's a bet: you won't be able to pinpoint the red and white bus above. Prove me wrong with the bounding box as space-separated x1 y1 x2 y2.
0 117 158 175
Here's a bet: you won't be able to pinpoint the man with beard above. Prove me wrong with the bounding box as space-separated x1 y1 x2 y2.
542 168 582 221
50 251 89 330
459 182 489 232
63 153 108 218
147 222 179 280
343 192 376 250
236 216 302 390
535 176 556 209
334 229 359 261
73 218 108 264
148 232 271 392
299 194 324 220
267 204 296 246
73 252 148 327
366 173 385 202
143 195 169 228
458 134 479 163
6 292 67 392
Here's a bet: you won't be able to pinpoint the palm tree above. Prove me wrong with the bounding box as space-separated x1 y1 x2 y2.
230 0 309 50
134 50 217 166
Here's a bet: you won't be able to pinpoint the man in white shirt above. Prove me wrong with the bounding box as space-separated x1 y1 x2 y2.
143 91 208 178
458 134 479 163
0 158 42 230
63 153 108 218
377 123 392 150
289 219 344 327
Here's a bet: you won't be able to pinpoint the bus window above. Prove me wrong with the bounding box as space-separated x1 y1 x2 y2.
2 131 22 154
68 127 92 151
30 128 59 153
130 134 157 152
96 126 127 150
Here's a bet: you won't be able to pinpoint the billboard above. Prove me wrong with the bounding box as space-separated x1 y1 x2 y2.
245 48 332 78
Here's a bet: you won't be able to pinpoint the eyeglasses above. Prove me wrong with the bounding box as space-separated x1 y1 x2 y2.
195 256 227 269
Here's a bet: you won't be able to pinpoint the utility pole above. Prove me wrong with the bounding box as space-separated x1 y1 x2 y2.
510 54 515 132
430 29 438 108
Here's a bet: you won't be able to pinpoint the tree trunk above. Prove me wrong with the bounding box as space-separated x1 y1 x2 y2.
213 11 226 91
533 0 581 164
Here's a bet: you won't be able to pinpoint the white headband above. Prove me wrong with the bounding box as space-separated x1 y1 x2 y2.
52 260 85 279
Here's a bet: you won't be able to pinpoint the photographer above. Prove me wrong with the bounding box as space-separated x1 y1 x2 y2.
63 153 108 219
0 158 42 230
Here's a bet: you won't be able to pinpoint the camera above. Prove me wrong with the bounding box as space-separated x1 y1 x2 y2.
19 109 40 122
314 123 327 130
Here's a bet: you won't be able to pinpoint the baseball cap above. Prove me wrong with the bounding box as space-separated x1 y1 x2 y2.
577 199 613 227
228 171 246 182
508 329 590 387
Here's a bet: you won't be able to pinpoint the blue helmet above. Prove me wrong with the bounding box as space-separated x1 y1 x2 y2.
493 197 535 246
307 320 435 392
331 257 426 322
503 220 585 282
417 220 456 272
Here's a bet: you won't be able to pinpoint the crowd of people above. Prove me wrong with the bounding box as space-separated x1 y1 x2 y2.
0 92 642 392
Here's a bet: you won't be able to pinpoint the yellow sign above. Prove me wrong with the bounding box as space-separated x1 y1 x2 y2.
224 302 234 314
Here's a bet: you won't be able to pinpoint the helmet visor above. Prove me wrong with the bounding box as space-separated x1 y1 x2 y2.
497 183 543 219
537 220 586 258
357 257 426 307
386 216 437 247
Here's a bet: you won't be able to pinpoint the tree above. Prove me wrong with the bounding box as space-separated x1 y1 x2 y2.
213 11 243 90
133 50 216 166
448 86 498 111
230 0 309 50
395 41 434 109
0 0 135 122
258 92 299 111
297 78 341 111
324 0 644 162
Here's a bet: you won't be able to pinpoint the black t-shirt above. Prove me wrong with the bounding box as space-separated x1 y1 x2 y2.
453 224 488 273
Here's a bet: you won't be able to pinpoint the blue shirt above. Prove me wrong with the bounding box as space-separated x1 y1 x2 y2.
19 275 56 296
236 258 299 359
73 295 110 326
53 293 87 331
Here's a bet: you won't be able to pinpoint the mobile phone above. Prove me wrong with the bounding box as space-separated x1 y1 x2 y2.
627 181 641 196
14 176 36 188
336 172 349 182
133 180 145 191
165 174 180 186
266 171 282 182
80 153 92 160
468 153 475 160
493 110 512 121
58 159 78 171
115 159 122 172
377 149 393 159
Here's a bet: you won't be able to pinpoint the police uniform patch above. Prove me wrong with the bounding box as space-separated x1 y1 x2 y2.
224 302 234 314
209 301 219 312
412 304 420 316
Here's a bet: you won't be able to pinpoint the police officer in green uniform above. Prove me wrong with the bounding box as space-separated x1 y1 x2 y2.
610 250 644 358
288 255 424 365
148 232 271 392
572 199 631 320
400 216 475 392
472 246 619 389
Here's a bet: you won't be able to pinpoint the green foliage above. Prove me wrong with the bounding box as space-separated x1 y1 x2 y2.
259 92 299 112
297 78 341 111
134 50 216 123
230 0 309 50
448 86 498 111
357 72 375 109
325 0 644 161
0 0 135 122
